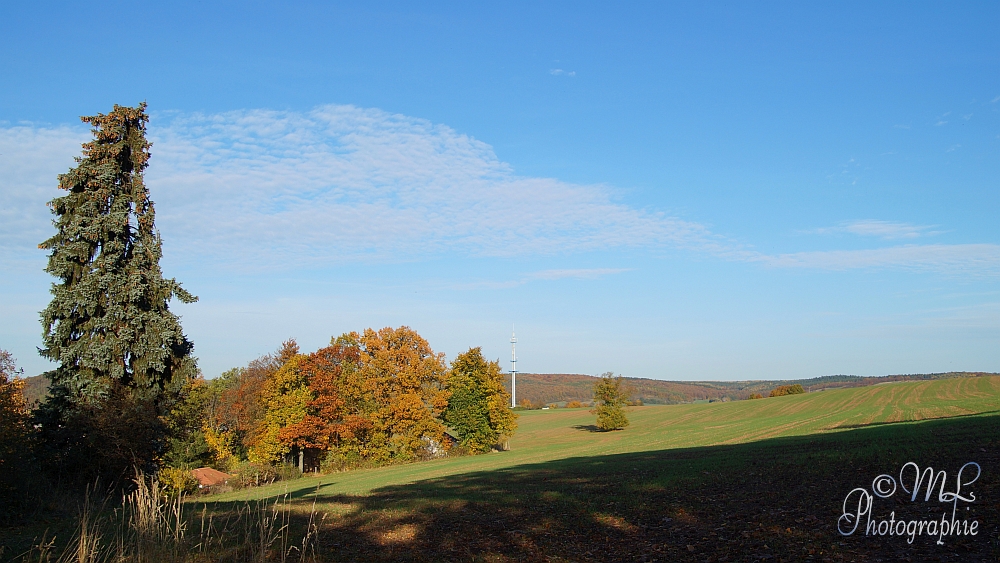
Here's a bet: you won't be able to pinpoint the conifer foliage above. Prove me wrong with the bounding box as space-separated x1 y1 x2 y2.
36 103 197 482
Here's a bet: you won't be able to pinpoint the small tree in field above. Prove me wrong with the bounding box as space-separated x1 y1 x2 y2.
592 372 629 431
35 103 198 483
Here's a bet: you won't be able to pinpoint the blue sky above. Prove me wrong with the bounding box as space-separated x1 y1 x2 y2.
1 2 998 380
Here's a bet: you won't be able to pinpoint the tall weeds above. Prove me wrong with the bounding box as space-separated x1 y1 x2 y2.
16 474 323 563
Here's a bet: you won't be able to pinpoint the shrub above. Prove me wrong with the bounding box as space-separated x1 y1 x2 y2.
565 400 584 408
748 393 764 400
274 463 303 481
233 462 279 488
321 449 366 473
159 466 199 496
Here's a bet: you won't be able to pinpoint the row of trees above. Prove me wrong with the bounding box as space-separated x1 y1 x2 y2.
166 330 517 474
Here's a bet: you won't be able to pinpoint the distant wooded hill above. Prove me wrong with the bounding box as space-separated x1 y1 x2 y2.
510 371 999 406
20 370 998 409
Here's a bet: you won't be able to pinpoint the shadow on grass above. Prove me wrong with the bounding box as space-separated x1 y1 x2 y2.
571 424 602 433
833 409 1000 429
192 413 1000 562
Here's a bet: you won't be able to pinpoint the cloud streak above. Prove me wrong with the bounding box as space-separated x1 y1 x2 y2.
529 268 630 280
757 244 1000 275
451 268 631 290
810 220 939 240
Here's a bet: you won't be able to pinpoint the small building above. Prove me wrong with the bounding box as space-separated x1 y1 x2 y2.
191 467 232 488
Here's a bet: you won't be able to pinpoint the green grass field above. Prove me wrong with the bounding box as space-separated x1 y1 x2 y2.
4 376 998 562
215 375 1000 502
178 375 1000 562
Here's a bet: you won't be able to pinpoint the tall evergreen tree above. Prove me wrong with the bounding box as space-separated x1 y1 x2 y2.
36 103 197 482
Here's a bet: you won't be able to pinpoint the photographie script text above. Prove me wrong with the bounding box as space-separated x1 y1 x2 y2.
838 462 980 545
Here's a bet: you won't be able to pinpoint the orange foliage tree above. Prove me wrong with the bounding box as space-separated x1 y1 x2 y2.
250 327 450 469
355 326 450 464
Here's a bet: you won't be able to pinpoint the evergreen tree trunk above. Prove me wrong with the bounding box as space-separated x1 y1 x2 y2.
35 103 198 485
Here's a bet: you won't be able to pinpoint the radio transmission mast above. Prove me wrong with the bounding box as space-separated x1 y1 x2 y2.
510 329 517 408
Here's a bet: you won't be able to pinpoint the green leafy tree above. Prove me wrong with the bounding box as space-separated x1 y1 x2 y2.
592 372 630 431
34 103 197 483
444 347 518 453
162 374 213 469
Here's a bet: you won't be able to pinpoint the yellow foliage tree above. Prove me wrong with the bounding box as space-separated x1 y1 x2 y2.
247 354 313 464
203 425 239 470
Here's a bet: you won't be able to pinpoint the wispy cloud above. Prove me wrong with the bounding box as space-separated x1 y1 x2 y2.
992 95 1000 103
549 69 576 77
810 220 937 240
529 268 630 281
452 268 630 290
757 244 1000 275
3 105 998 279
1 105 725 269
0 125 91 254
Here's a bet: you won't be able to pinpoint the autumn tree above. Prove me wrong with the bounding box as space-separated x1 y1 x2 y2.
0 351 29 501
356 326 450 463
34 104 198 483
444 347 517 453
247 354 313 464
201 329 453 471
592 372 630 431
279 340 369 470
204 340 299 468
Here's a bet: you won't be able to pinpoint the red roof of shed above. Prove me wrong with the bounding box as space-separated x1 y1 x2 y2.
191 467 232 487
